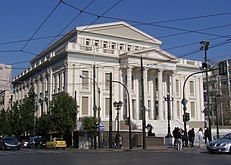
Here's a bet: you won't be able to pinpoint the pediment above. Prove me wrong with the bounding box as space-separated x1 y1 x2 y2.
76 21 161 44
129 47 178 62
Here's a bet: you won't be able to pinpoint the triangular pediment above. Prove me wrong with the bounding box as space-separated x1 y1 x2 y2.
128 47 178 62
76 21 161 44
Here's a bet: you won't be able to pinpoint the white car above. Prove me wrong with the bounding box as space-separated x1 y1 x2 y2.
207 133 231 153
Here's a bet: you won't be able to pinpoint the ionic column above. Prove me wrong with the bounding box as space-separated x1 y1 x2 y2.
171 72 177 120
158 69 164 120
143 67 149 120
127 66 133 119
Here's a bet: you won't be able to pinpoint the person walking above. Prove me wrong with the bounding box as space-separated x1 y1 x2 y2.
175 128 183 150
197 128 203 148
204 127 209 144
188 128 195 147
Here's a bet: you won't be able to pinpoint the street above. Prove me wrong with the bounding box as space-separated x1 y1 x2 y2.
0 148 230 165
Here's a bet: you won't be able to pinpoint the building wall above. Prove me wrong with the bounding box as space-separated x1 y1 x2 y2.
12 22 204 136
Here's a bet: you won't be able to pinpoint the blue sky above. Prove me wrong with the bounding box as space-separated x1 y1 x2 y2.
0 0 231 77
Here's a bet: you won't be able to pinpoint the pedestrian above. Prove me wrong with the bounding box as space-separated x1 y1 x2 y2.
172 127 177 146
197 128 203 148
115 134 123 149
204 127 209 144
188 128 195 147
175 128 183 150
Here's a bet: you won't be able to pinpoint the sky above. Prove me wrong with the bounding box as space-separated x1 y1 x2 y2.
0 0 231 77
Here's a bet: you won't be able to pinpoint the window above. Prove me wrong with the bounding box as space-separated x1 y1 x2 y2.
111 42 115 49
127 45 131 51
176 79 179 95
119 44 124 50
86 39 90 46
94 40 99 47
190 102 195 118
105 98 110 116
105 73 110 90
103 41 107 48
82 96 88 115
189 81 194 96
82 71 89 89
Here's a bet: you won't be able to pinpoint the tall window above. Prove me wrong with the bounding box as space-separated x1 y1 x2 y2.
82 96 88 115
105 98 110 116
82 71 89 89
176 79 179 95
189 81 194 96
190 102 195 118
105 73 110 90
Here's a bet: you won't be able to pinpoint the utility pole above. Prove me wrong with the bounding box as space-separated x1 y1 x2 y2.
109 72 113 149
140 56 146 149
165 93 173 138
93 65 97 149
200 40 212 141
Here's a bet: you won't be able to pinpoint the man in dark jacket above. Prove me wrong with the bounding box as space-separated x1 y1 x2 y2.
188 128 195 147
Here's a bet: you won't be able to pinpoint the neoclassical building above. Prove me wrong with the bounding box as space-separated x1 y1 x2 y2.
12 22 204 136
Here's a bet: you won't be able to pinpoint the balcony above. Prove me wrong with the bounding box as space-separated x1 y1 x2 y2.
66 42 119 55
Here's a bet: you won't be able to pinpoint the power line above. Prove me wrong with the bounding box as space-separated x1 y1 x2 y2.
20 0 62 50
43 0 96 51
62 1 231 39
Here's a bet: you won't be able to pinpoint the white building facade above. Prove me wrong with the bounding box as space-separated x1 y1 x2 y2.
12 22 204 136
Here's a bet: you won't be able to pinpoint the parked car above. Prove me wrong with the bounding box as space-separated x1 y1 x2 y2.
207 133 231 153
45 138 66 149
0 137 21 150
27 136 43 148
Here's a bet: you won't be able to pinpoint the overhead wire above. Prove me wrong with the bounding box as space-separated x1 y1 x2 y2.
43 0 96 51
20 0 62 51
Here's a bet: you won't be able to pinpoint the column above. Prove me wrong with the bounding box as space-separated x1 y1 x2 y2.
150 71 155 120
143 67 149 120
127 66 133 120
158 69 164 120
171 72 177 120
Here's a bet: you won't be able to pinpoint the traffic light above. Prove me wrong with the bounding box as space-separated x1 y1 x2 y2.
218 60 227 76
183 112 190 122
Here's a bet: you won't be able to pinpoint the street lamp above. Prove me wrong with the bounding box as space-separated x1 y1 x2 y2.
113 101 123 135
110 80 132 149
79 75 101 148
164 93 173 138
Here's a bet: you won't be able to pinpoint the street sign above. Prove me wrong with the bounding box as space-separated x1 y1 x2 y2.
181 98 188 106
99 122 105 132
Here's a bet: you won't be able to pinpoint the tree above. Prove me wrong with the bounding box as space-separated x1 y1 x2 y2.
82 116 98 148
19 87 36 135
49 92 77 136
35 114 52 136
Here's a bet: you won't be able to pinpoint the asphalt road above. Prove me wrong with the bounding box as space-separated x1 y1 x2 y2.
0 148 230 165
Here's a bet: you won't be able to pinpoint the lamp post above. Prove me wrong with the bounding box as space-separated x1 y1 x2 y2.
111 80 132 149
80 75 101 148
164 93 173 138
200 40 212 141
113 101 123 135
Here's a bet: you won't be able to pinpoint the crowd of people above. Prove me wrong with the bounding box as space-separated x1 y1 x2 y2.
172 127 210 150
